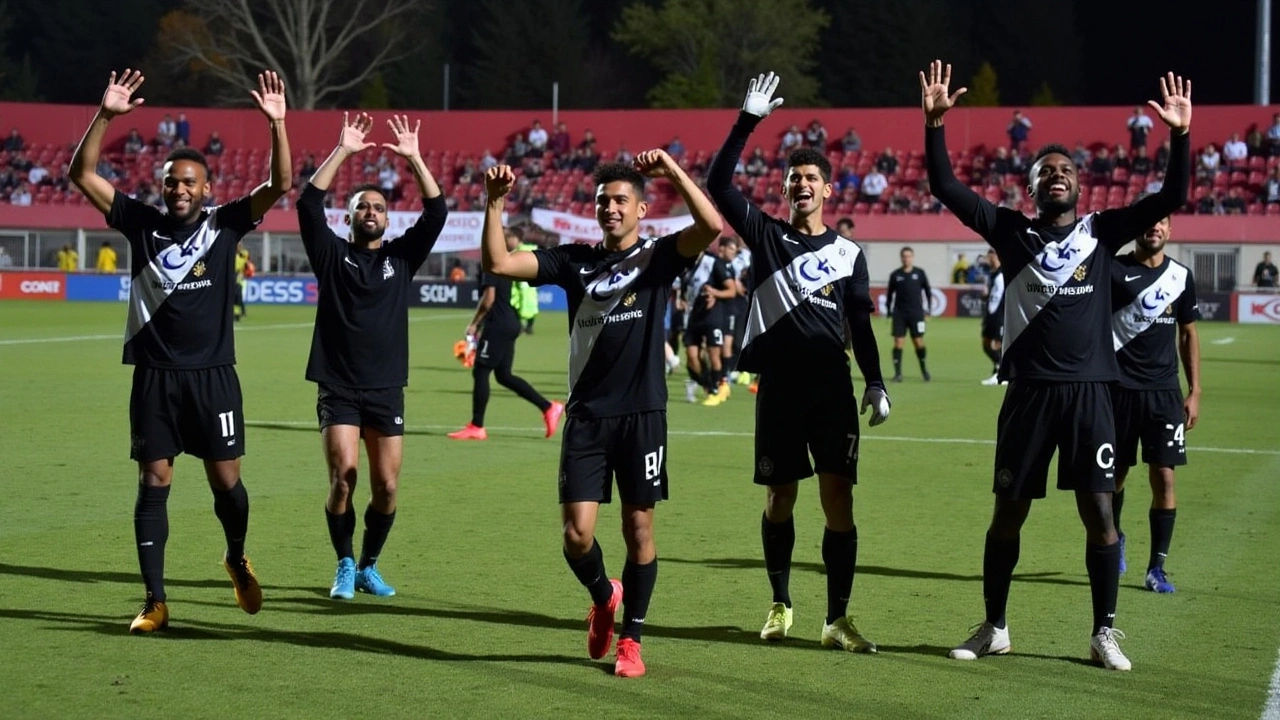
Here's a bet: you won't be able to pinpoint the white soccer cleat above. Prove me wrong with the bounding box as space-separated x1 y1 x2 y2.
1090 627 1132 671
981 373 1001 386
666 355 681 374
820 617 877 653
685 380 698 403
760 602 793 641
948 621 1011 660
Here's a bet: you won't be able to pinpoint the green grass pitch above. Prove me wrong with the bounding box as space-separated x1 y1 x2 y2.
1 300 1278 719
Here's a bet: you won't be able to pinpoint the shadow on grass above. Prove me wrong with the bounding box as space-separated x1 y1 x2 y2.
0 562 315 593
661 557 1088 587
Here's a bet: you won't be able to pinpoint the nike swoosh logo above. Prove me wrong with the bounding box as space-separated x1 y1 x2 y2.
1124 274 1140 282
152 231 173 242
579 266 595 275
782 234 799 244
344 257 358 268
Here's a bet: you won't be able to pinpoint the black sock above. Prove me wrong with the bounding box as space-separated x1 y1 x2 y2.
1148 508 1176 570
710 366 725 388
724 351 738 374
761 513 795 606
983 532 1020 629
916 346 928 373
211 479 249 562
687 365 702 386
620 558 657 642
324 505 356 560
358 506 396 569
1112 488 1125 535
494 368 551 412
892 348 903 376
821 526 858 624
1085 541 1121 633
984 345 1001 370
565 539 615 607
471 365 492 427
134 484 170 601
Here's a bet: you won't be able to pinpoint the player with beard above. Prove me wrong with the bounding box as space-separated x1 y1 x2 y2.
980 249 1005 385
922 60 1192 670
707 73 891 652
1110 217 1200 594
69 69 292 632
296 112 448 600
481 151 722 677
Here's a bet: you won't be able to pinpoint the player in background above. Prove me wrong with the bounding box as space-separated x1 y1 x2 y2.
234 241 253 321
480 149 722 678
448 226 564 440
886 247 933 382
69 69 291 632
1110 216 1200 593
513 229 541 333
682 245 735 405
980 248 1005 385
922 60 1192 670
96 240 118 273
708 72 891 652
297 112 447 601
720 236 754 386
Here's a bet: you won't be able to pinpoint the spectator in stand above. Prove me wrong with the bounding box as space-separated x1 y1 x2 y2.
1010 147 1027 175
804 119 828 149
9 149 32 172
1268 113 1280 156
507 133 529 163
1255 251 1278 290
1221 187 1247 214
1126 106 1154 149
378 160 401 202
175 112 190 145
888 188 911 213
141 182 162 208
1154 138 1171 172
1197 143 1221 183
27 159 48 185
952 253 970 283
578 129 596 153
1071 141 1090 168
4 128 24 152
780 124 803 154
455 159 478 184
95 156 118 182
917 179 942 213
1245 124 1264 156
841 127 862 153
1131 145 1153 175
52 163 70 192
124 128 145 155
480 148 498 172
527 120 548 152
155 113 176 148
1266 166 1280 204
1222 132 1249 171
525 157 545 179
204 131 224 156
858 167 888 204
549 122 570 156
1088 146 1114 183
0 246 12 268
1197 188 1224 215
744 147 768 177
875 147 899 175
9 181 32 206
1006 110 1031 151
297 153 317 186
838 166 860 194
1113 145 1130 171
988 147 1011 181
666 136 685 157
1000 184 1023 210
96 240 117 273
615 144 633 165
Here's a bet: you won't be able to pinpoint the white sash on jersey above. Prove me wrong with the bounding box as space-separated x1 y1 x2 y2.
741 238 861 348
1003 214 1101 357
1112 261 1188 351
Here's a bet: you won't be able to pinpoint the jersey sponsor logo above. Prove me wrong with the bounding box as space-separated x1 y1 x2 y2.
742 237 862 351
1024 282 1094 296
798 257 834 282
1003 216 1101 359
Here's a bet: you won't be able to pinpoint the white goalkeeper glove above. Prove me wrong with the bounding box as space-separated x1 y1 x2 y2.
861 384 891 427
742 72 784 118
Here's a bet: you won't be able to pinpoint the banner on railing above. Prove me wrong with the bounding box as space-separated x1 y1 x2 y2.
0 271 65 300
530 208 695 243
322 209 505 254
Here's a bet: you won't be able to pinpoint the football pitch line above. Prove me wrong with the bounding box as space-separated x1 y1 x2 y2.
245 419 1280 457
1266 646 1280 720
0 314 471 346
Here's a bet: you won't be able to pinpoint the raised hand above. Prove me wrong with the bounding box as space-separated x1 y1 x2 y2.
742 72 784 118
381 114 422 159
485 165 516 201
920 60 967 125
101 69 145 118
633 149 678 179
250 71 287 122
338 112 376 154
1148 72 1192 132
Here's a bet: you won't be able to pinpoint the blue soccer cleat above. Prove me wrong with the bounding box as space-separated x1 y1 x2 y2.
330 557 356 600
1145 567 1175 593
355 563 396 597
1117 533 1127 575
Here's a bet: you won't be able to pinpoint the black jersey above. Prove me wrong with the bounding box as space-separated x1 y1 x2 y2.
107 191 258 369
887 267 932 317
925 125 1191 383
1111 254 1198 390
297 184 448 389
533 233 693 419
728 249 752 316
985 269 1006 319
479 271 520 338
684 253 731 325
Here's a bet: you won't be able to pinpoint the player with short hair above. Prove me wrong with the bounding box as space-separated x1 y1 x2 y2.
719 235 753 386
921 60 1192 670
887 246 933 382
69 69 292 633
1110 216 1200 593
296 112 447 601
708 73 891 652
980 248 1005 385
682 244 735 405
480 150 722 678
447 226 564 441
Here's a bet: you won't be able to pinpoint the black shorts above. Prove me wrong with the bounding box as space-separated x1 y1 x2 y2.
981 314 1004 341
1112 387 1187 468
684 320 724 348
892 313 926 338
558 410 668 505
475 330 517 370
753 366 860 485
129 365 245 462
316 383 405 436
993 381 1116 500
726 302 748 338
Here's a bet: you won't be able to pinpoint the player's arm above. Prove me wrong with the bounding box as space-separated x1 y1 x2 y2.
380 115 448 272
1178 320 1201 430
1094 74 1192 248
466 285 496 338
920 61 1001 239
847 254 889 425
920 270 933 315
481 166 540 281
308 112 375 193
247 71 293 222
634 149 722 258
70 69 146 215
707 72 785 247
297 113 375 266
885 273 897 315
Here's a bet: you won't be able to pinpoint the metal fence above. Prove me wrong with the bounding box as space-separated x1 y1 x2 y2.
1188 247 1240 293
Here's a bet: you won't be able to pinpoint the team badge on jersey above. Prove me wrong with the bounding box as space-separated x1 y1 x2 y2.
1073 264 1088 282
193 261 206 277
821 284 833 296
382 258 395 280
623 291 637 307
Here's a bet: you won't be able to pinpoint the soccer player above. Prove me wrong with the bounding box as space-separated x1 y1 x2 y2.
720 236 754 386
886 246 933 382
296 112 447 600
233 241 253 321
479 149 722 678
447 226 564 441
980 248 1005 385
515 232 541 334
921 60 1192 670
707 72 891 652
1110 216 1200 593
682 245 735 405
69 68 292 632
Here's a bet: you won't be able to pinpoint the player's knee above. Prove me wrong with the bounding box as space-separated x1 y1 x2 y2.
137 467 172 488
1150 466 1176 494
764 485 798 520
328 464 358 496
562 522 594 555
371 474 398 500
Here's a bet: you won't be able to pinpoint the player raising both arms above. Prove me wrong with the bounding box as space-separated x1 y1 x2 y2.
481 149 722 678
70 69 292 632
708 72 891 652
1110 216 1200 594
297 112 447 601
921 60 1192 670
